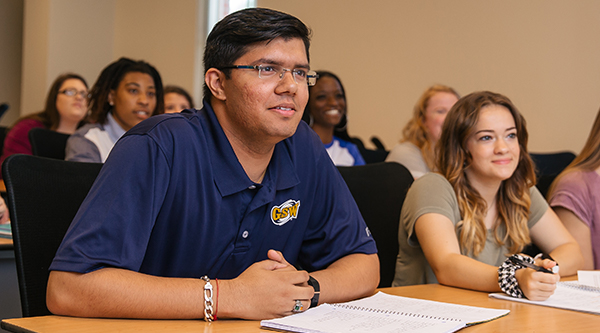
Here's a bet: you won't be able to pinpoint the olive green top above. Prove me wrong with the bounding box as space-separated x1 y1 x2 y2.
392 173 548 287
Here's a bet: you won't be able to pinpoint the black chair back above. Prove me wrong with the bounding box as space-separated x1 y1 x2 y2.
0 103 9 120
522 151 576 257
530 151 576 198
28 128 71 160
2 154 103 317
337 162 413 287
350 137 389 164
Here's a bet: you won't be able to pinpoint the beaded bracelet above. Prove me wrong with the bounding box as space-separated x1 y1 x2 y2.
497 254 534 298
200 276 215 322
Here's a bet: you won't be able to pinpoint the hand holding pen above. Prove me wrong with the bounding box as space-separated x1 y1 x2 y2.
510 253 560 301
509 253 560 274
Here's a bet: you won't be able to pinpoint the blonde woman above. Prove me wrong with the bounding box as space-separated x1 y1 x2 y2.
548 109 600 269
393 91 583 301
386 84 459 179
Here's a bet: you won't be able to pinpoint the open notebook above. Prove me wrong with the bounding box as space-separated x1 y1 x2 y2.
489 281 600 315
261 291 509 333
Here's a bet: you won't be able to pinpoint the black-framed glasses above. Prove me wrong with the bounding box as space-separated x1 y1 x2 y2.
59 88 89 99
222 64 319 86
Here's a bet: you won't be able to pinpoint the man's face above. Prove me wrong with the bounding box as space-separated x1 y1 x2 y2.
217 37 310 146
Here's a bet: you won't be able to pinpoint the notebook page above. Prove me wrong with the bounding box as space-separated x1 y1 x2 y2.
338 292 509 324
261 303 465 333
489 281 600 315
261 292 510 333
578 270 600 288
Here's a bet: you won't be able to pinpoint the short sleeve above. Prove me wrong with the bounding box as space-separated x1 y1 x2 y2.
548 172 592 227
51 133 170 273
401 173 460 247
348 143 365 166
527 186 549 229
297 134 377 271
65 128 102 163
386 143 429 179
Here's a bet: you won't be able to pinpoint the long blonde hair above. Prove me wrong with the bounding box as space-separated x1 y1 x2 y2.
548 108 600 198
437 91 537 256
401 84 460 170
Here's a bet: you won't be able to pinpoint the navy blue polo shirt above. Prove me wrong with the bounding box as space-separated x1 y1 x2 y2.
50 101 377 279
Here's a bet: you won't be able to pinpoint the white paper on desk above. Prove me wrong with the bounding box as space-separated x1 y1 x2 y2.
578 270 600 287
261 303 466 333
489 281 600 315
261 292 509 333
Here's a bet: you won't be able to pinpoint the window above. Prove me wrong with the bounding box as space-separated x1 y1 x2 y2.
207 0 256 35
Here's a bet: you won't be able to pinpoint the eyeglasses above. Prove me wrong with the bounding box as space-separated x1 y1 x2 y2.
222 65 319 86
59 88 89 99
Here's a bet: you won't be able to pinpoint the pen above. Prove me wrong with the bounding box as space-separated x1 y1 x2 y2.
508 256 556 274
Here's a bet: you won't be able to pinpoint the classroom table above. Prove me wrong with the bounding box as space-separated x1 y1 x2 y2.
2 281 598 332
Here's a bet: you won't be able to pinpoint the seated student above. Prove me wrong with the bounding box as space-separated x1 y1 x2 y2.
47 8 379 320
164 85 194 113
0 73 88 168
0 73 87 223
302 71 365 166
65 58 164 163
392 91 583 301
548 108 600 270
386 85 459 179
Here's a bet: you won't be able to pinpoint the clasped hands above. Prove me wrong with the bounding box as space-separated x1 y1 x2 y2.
217 249 315 320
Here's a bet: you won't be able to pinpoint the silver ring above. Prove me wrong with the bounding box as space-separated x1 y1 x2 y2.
292 299 304 313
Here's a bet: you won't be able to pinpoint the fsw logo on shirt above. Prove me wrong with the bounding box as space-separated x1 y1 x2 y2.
271 199 300 226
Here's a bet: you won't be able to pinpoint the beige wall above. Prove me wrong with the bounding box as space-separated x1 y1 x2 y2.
7 1 600 153
20 0 115 121
0 0 24 127
17 0 203 123
113 0 204 105
259 0 600 154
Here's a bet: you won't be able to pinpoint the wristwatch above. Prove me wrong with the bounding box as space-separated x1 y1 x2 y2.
307 275 320 308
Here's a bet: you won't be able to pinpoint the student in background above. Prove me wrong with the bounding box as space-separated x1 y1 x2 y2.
65 57 164 163
393 91 583 301
0 74 88 223
164 85 194 113
548 109 600 270
386 84 459 179
0 73 88 168
302 71 365 166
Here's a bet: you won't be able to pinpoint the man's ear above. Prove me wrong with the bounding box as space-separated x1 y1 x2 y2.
205 68 227 101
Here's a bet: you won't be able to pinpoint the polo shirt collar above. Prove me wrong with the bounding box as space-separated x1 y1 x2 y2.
106 112 127 142
203 100 300 197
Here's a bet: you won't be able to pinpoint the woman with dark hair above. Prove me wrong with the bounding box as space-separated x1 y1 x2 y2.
65 57 164 163
0 73 88 167
302 71 364 166
393 91 583 301
164 85 194 113
548 108 600 270
386 84 459 179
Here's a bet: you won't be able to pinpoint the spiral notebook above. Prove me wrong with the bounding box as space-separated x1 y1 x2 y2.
489 281 600 315
260 291 509 333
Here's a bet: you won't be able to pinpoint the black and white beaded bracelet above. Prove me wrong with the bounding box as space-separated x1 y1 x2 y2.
497 254 534 298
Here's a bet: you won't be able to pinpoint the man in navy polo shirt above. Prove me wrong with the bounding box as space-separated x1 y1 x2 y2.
47 8 379 320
